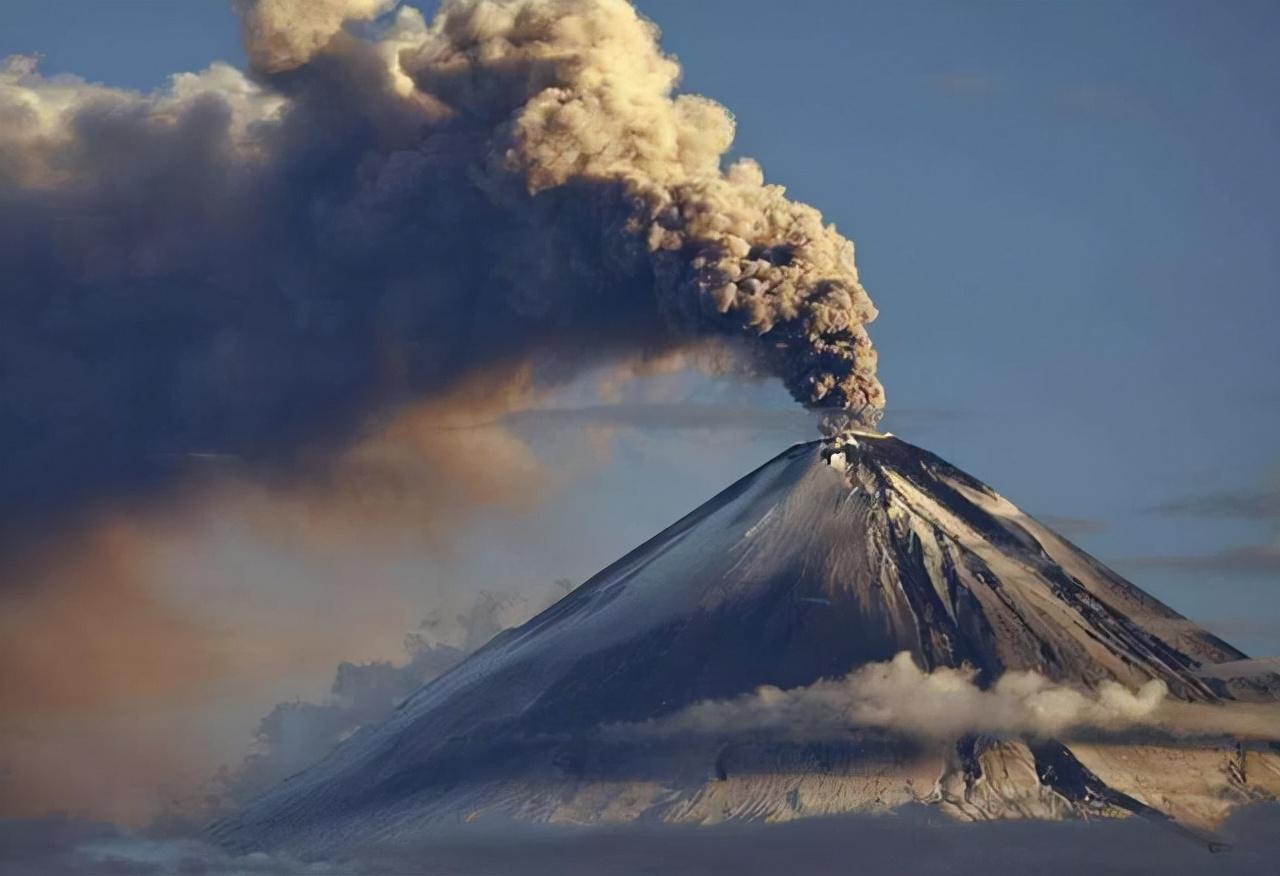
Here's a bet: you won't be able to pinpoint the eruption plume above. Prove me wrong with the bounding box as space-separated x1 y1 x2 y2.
0 0 883 537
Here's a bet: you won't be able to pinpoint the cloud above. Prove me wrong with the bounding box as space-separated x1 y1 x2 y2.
0 365 573 824
0 522 226 717
505 402 815 434
2 0 887 546
211 581 576 811
0 520 240 826
611 652 1280 744
1151 487 1280 521
6 805 1280 875
1138 480 1280 576
210 639 467 808
1124 542 1280 576
880 406 979 427
1034 514 1110 537
0 456 577 826
235 0 397 73
503 403 975 436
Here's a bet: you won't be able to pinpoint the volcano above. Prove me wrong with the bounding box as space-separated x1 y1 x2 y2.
214 433 1280 854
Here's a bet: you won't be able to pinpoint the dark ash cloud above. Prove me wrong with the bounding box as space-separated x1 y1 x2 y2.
1 0 887 546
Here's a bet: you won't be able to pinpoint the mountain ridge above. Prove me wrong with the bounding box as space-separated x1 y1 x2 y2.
213 433 1274 854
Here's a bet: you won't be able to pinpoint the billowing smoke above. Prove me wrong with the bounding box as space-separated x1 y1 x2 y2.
614 653 1280 742
236 0 398 72
0 0 882 541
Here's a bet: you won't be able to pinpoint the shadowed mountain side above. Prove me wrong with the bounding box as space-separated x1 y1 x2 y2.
213 434 1257 854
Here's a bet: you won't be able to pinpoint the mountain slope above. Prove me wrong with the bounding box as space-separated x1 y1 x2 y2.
213 432 1263 853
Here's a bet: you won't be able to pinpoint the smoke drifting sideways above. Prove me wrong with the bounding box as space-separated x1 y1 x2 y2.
0 0 884 543
612 652 1280 743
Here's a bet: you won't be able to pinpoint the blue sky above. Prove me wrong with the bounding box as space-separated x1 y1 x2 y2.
3 0 1277 657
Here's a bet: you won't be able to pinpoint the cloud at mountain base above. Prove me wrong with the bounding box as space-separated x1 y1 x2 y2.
5 805 1280 876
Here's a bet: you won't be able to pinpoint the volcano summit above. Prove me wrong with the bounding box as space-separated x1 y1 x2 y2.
214 433 1280 855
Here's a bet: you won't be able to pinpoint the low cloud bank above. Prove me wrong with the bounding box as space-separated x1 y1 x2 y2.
613 652 1280 743
209 581 575 811
5 805 1280 875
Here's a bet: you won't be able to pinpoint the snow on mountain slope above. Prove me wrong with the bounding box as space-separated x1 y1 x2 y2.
212 433 1266 854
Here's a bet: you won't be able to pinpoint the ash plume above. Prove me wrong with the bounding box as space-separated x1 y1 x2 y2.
236 0 398 72
0 0 883 540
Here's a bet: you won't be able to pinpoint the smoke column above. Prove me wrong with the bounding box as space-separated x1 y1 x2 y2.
0 0 883 538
